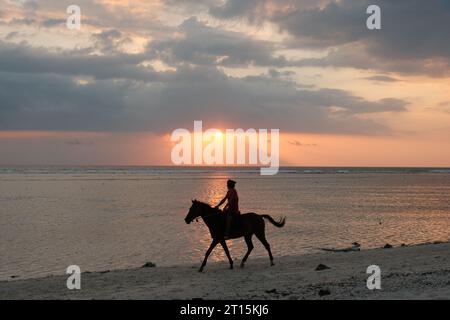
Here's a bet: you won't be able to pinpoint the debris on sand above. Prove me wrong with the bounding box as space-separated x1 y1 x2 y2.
320 242 361 252
383 244 393 249
265 289 278 294
318 289 331 297
142 262 156 268
315 264 331 271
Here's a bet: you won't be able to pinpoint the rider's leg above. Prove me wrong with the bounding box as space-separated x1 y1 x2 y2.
225 213 232 238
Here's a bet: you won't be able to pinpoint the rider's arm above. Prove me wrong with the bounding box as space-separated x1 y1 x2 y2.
215 194 228 208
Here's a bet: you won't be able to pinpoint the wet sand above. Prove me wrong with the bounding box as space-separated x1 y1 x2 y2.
1 242 449 300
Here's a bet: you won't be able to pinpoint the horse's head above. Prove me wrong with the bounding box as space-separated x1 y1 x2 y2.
184 199 205 224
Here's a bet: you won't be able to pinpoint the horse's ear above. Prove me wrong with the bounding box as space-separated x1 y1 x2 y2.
191 199 194 203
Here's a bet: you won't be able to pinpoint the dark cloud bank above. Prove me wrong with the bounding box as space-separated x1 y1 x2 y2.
5 0 446 134
209 0 450 76
0 41 407 134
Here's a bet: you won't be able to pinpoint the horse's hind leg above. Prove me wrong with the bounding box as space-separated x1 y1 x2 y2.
255 232 274 266
220 240 234 269
240 235 254 268
199 240 218 272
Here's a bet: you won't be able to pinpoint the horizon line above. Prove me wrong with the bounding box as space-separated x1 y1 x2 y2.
1 164 450 169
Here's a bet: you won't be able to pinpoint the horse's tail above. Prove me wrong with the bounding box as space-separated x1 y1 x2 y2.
260 215 286 228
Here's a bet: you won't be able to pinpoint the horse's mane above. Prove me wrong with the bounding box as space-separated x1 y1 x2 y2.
193 200 212 209
194 200 225 214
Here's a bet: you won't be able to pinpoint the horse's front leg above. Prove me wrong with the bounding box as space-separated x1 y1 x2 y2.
199 239 219 272
220 240 234 269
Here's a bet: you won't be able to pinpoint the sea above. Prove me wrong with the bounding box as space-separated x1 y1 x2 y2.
1 166 449 280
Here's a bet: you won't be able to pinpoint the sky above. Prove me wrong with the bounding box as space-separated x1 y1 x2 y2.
0 0 449 166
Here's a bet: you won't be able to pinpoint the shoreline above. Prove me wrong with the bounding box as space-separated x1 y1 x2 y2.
1 242 449 300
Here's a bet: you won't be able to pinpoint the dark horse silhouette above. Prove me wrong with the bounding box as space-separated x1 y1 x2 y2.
184 200 286 272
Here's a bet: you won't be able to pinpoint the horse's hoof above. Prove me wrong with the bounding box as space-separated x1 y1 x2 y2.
270 261 275 266
198 268 204 273
229 266 234 270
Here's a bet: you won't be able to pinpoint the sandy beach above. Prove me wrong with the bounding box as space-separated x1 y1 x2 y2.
1 242 449 300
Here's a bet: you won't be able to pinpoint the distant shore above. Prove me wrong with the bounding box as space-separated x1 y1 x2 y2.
1 242 449 300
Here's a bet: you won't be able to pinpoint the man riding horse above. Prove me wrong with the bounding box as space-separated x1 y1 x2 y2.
215 179 239 239
185 179 286 272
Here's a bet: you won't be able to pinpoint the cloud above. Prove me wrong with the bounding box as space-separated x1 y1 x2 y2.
41 18 65 28
0 0 413 138
209 0 268 23
287 0 450 76
0 63 407 134
363 75 400 82
148 17 293 68
0 41 160 81
5 31 20 40
208 0 329 22
21 0 39 16
210 0 450 76
1 0 172 37
91 29 133 54
293 41 450 77
5 18 36 26
288 140 317 147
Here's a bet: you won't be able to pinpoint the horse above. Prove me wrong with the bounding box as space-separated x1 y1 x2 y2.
184 199 286 272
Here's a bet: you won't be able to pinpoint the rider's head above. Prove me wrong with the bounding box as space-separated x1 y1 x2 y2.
227 179 236 189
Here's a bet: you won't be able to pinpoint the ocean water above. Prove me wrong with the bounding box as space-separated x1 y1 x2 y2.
1 167 449 280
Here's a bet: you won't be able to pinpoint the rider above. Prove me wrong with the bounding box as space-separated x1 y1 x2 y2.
215 179 239 239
